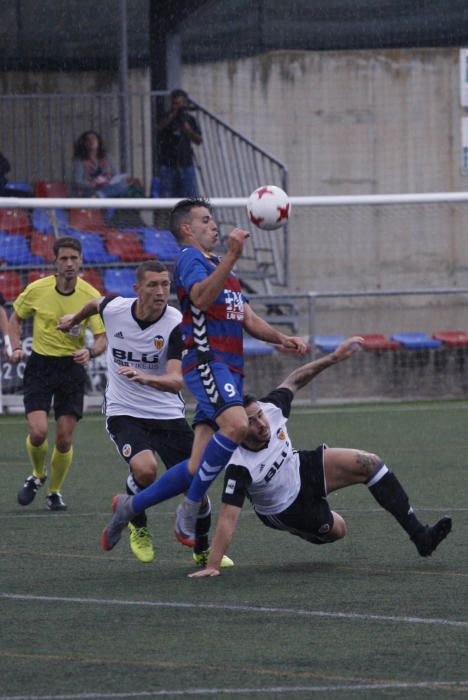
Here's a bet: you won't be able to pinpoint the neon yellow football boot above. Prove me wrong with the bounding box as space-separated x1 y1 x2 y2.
128 522 155 563
192 548 234 568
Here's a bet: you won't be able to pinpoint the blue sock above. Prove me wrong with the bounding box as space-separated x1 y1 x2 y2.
186 433 239 503
132 459 192 513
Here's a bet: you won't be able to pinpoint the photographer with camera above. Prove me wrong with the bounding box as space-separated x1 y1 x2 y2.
157 89 203 199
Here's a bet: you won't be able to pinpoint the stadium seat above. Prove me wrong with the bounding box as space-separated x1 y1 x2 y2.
0 270 23 301
360 334 400 350
0 207 33 236
27 270 52 285
69 208 107 232
34 181 70 198
30 231 56 263
32 207 69 235
390 332 442 349
104 268 136 297
105 229 153 263
243 336 274 355
432 331 468 347
0 233 44 265
4 182 33 195
314 335 346 352
80 269 105 294
67 231 119 264
141 228 180 261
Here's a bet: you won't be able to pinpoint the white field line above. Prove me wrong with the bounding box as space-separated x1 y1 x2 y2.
1 679 468 699
0 505 466 521
1 592 467 628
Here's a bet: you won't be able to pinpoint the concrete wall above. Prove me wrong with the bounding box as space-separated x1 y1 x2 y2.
183 48 468 296
3 48 468 336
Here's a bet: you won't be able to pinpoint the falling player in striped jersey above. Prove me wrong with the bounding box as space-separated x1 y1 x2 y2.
189 336 452 577
57 260 232 568
170 198 308 547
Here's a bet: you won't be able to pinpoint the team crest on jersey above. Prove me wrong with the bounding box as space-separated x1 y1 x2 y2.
153 335 165 350
276 427 287 440
122 443 132 458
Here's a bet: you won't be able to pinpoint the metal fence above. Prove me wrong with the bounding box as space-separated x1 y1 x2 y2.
0 91 289 289
3 287 468 413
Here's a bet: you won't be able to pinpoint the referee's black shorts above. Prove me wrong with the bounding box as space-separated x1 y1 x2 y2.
23 351 87 420
256 445 334 543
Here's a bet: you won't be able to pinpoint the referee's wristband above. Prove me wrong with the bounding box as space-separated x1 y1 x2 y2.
88 347 97 359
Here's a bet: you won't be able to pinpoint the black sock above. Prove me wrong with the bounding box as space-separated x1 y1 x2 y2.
368 467 422 537
194 495 211 554
126 482 148 528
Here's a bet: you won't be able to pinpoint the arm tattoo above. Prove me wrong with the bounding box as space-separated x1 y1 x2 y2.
288 354 337 392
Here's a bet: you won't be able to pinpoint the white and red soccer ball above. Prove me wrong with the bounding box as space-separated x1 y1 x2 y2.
247 185 291 230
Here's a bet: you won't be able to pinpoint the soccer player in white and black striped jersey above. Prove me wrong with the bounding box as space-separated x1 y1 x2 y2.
190 336 452 577
58 260 232 568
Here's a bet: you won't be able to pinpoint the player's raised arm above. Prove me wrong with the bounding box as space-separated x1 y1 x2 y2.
279 336 364 395
189 502 242 578
189 228 249 311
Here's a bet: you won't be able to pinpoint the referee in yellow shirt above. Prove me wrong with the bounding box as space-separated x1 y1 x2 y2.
9 236 107 510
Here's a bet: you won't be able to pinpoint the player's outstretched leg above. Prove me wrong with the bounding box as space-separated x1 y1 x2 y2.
102 495 136 551
175 499 200 547
175 433 240 546
411 516 452 557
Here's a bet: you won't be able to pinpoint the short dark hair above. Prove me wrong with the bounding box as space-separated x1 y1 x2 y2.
136 260 169 282
243 393 258 408
170 88 188 101
169 197 212 242
53 236 82 257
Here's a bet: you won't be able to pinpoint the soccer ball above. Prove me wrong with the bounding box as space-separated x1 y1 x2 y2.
247 185 291 230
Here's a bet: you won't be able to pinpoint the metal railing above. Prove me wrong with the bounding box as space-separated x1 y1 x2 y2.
0 91 289 289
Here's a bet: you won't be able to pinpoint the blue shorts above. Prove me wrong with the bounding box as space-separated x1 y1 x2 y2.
184 361 244 428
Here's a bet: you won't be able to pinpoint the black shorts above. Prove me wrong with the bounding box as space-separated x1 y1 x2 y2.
106 414 194 468
23 351 86 420
256 445 334 543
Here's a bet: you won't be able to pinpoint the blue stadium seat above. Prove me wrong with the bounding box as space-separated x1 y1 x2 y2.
0 233 44 265
67 231 119 264
140 228 180 261
390 333 442 349
104 268 136 297
4 182 33 195
314 335 346 352
243 337 274 355
32 208 69 234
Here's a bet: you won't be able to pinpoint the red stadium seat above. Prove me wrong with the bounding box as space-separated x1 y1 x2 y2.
0 208 33 236
432 331 468 347
105 229 153 262
79 269 105 294
360 334 400 350
0 270 23 301
34 181 70 198
27 270 52 285
30 231 56 263
69 208 107 232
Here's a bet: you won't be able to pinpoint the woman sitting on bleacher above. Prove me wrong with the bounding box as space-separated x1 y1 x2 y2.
71 130 141 199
